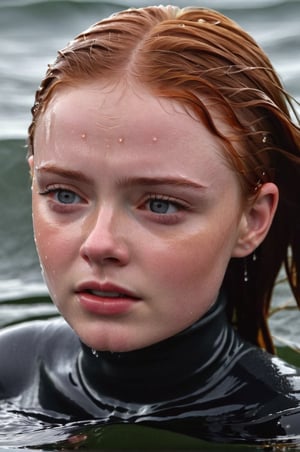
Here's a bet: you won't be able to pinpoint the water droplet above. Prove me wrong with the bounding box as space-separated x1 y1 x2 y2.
118 137 124 143
152 136 158 143
81 133 86 139
91 348 99 358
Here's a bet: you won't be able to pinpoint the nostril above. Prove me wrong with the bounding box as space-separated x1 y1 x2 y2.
79 211 130 266
79 238 129 267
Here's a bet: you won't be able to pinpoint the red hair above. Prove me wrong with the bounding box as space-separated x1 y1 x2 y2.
28 6 300 352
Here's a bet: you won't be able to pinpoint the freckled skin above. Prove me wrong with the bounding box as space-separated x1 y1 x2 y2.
30 82 277 353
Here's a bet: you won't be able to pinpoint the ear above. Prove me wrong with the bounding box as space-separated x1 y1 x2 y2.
232 182 279 257
28 155 34 177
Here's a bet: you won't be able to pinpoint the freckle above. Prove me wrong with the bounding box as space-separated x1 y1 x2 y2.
152 136 158 143
118 137 124 143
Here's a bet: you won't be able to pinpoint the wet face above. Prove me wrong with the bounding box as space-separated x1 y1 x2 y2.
30 81 251 352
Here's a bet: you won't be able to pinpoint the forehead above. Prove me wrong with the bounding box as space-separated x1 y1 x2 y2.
34 81 238 182
38 81 197 135
37 81 233 145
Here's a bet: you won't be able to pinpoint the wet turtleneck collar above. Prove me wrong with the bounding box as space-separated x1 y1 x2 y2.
77 292 243 404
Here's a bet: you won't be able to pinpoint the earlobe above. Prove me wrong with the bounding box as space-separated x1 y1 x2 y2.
232 182 279 258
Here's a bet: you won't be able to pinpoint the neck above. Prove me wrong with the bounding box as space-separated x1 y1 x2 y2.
77 292 241 404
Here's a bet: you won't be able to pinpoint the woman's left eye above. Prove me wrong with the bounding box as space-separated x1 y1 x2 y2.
146 197 180 214
54 189 81 204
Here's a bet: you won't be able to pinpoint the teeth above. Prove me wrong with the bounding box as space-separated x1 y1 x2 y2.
89 290 123 298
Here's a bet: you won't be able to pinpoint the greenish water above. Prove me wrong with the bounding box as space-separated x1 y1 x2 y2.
1 420 299 451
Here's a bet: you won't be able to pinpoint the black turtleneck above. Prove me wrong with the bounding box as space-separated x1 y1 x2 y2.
0 292 300 446
78 292 236 404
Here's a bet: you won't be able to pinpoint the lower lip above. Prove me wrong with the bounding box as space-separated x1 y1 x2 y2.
76 292 139 315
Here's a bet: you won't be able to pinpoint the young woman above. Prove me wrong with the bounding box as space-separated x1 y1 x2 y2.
1 5 300 447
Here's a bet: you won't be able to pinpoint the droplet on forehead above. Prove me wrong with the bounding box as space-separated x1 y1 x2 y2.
152 136 158 143
81 133 86 139
118 137 124 143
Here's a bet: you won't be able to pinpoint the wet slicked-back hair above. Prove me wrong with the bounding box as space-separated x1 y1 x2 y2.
28 6 300 352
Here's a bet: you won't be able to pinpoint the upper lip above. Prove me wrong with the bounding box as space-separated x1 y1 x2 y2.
75 281 140 299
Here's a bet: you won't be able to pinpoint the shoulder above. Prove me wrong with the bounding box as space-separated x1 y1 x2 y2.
0 317 79 398
240 344 300 380
235 343 300 407
0 316 76 351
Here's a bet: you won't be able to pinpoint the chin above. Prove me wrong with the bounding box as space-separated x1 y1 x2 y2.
80 331 138 354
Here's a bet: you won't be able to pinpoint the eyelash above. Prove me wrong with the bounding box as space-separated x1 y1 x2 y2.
38 186 83 210
38 187 190 224
140 194 189 224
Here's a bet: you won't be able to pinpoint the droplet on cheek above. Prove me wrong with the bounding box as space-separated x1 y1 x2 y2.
81 133 86 139
152 136 158 143
118 137 124 144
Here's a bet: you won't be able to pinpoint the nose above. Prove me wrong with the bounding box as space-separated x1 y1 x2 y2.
79 206 130 267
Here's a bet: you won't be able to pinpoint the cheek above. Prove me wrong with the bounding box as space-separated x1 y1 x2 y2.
149 227 235 291
33 221 75 305
32 200 72 276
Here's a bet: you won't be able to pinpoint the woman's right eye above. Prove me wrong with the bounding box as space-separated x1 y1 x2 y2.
39 188 83 206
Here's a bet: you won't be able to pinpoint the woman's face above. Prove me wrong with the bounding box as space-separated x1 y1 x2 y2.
30 82 250 352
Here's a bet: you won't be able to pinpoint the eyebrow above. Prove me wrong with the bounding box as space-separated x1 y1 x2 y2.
116 176 207 190
35 165 90 184
35 165 207 190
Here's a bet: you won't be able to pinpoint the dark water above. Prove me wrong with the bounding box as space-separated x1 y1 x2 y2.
0 0 300 449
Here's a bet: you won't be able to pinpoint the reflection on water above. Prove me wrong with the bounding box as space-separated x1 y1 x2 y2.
0 415 299 451
0 403 71 448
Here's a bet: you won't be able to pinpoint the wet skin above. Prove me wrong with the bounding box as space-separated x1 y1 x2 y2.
29 81 277 353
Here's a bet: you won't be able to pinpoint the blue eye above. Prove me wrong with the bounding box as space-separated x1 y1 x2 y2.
55 190 80 204
148 199 178 214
